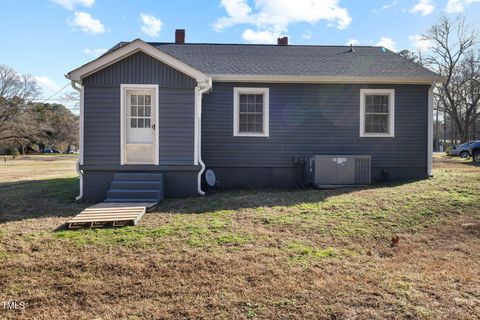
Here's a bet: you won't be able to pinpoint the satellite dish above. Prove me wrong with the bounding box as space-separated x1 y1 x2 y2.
205 169 216 187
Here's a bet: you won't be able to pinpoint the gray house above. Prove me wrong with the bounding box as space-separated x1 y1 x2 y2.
66 30 443 203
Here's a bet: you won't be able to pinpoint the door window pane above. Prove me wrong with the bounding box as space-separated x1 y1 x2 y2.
138 95 145 105
145 106 151 117
145 95 151 105
145 118 151 128
131 95 137 105
137 118 144 128
130 106 137 116
138 106 144 116
130 118 137 128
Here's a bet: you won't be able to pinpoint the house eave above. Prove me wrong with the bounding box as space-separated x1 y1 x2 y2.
211 74 446 85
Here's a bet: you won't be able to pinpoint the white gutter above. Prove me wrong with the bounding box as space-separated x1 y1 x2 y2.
196 78 212 196
211 74 447 84
70 80 84 201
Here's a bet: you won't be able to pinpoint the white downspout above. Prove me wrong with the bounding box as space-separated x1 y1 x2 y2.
428 83 434 177
71 81 84 201
196 78 212 196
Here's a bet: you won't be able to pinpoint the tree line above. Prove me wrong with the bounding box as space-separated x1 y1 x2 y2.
0 65 78 155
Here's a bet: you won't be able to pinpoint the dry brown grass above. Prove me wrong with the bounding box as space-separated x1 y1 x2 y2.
0 155 78 183
0 154 479 319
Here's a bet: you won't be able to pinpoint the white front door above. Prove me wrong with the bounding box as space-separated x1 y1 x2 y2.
121 85 158 164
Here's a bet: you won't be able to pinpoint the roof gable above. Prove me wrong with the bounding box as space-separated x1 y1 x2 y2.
66 39 210 84
82 51 197 88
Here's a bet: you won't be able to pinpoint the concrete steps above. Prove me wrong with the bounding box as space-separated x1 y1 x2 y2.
113 173 164 181
105 173 164 203
110 180 163 190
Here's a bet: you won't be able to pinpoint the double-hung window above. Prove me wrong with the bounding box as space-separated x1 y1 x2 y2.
360 89 395 137
233 87 269 137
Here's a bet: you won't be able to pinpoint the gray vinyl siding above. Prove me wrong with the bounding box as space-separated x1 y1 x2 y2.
82 52 196 166
202 82 428 172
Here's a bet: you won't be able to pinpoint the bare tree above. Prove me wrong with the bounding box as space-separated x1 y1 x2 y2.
459 51 480 141
61 91 80 111
423 16 479 143
0 65 40 141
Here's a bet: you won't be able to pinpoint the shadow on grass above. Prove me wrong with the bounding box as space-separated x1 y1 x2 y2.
0 173 434 223
152 178 420 215
434 155 480 167
0 177 90 224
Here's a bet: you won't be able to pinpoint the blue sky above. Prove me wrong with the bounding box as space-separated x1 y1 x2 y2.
1 0 479 107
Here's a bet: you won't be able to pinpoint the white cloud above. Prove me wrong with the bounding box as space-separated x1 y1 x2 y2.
214 0 352 44
409 35 431 52
372 0 399 13
83 48 108 56
346 38 359 45
302 31 312 39
410 0 434 16
242 29 278 44
213 0 254 31
376 37 396 51
71 11 105 34
445 0 480 13
140 13 163 37
51 0 94 10
34 76 60 92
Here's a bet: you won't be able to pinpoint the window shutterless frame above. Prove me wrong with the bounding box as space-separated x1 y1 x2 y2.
359 89 395 138
233 87 269 137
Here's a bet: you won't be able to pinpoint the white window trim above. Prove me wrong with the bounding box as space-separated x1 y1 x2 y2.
360 89 395 138
233 87 269 137
120 84 160 165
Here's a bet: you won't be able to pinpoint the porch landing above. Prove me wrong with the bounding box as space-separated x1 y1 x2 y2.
66 202 156 229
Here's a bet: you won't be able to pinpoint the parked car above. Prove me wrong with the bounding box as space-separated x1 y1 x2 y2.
470 141 480 162
449 141 480 158
43 148 61 154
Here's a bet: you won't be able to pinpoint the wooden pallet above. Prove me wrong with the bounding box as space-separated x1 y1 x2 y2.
66 202 155 229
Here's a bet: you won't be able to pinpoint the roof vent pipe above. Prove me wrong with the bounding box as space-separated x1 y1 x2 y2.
350 43 355 53
175 29 185 44
277 37 288 45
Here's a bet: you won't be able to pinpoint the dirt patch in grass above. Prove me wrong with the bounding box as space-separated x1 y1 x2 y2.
0 155 479 319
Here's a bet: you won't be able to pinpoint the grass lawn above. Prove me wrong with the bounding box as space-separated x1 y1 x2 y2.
0 154 479 319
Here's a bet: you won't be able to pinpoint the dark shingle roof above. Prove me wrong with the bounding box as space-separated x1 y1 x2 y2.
106 41 440 79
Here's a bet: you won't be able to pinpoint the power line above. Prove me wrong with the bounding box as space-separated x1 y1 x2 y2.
33 83 71 104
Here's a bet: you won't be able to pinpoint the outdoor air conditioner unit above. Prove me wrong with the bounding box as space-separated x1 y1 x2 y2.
312 155 371 187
